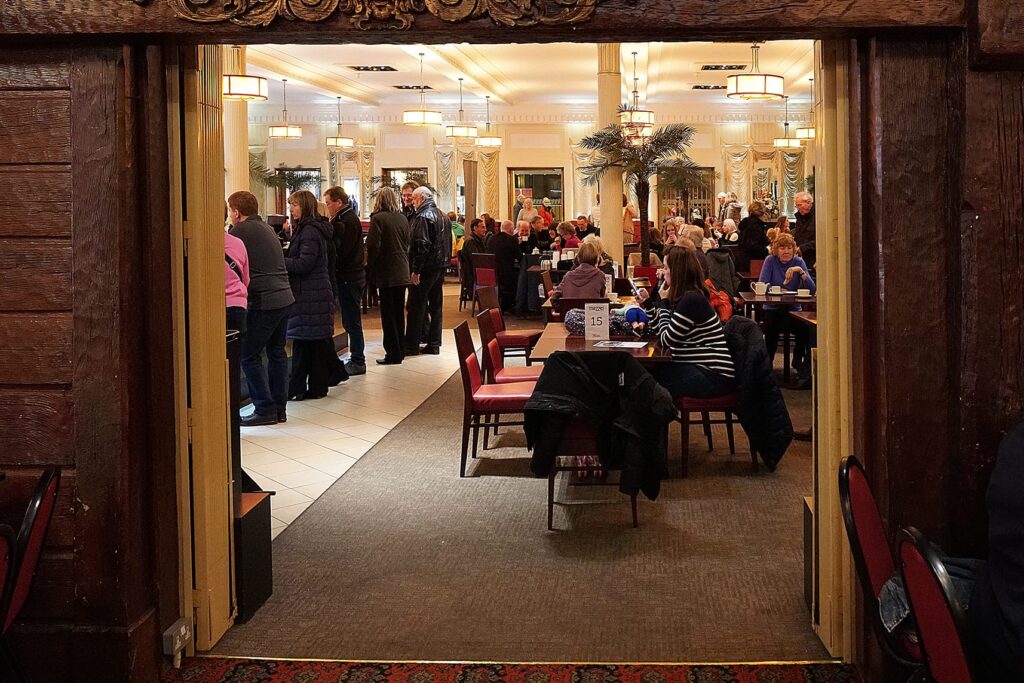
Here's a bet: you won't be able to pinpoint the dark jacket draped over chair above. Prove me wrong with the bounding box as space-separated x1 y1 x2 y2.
524 351 676 500
723 315 793 469
284 215 335 340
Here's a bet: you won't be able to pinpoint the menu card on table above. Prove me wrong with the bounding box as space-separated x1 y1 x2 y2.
584 303 610 341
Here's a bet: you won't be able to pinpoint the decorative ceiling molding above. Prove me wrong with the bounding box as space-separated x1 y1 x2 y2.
247 46 379 105
171 0 599 30
419 45 515 105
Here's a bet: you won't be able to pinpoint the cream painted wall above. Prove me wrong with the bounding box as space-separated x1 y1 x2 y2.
247 119 795 220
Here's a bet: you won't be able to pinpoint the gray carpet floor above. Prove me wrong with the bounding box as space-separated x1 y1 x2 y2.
214 372 827 663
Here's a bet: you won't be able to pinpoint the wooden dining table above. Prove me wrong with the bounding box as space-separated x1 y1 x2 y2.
737 291 816 381
528 323 674 365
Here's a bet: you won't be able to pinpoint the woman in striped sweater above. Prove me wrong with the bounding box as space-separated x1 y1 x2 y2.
640 247 735 399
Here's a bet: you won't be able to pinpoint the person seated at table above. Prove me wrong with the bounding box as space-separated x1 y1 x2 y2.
553 221 581 251
580 234 615 274
663 218 679 243
516 219 539 254
637 247 735 399
576 215 596 240
648 226 665 258
528 215 549 250
550 241 607 301
757 233 815 387
487 220 521 313
717 218 739 245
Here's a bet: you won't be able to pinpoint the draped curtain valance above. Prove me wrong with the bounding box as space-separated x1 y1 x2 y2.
721 144 805 217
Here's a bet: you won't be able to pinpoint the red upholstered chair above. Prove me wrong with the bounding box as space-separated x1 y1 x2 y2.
476 287 544 365
454 322 536 478
1 467 60 681
476 311 543 385
898 527 975 683
470 252 498 316
674 393 752 478
749 258 765 278
839 456 923 672
633 266 659 281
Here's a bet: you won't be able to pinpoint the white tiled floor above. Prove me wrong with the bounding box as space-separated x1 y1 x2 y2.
240 327 465 539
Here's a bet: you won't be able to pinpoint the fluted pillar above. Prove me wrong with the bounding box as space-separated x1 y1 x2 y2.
222 45 250 197
597 43 624 263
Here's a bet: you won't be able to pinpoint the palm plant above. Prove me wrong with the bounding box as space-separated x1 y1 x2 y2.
578 111 699 266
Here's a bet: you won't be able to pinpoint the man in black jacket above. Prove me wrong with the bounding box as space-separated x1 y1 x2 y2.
404 186 451 355
325 186 366 375
487 220 521 313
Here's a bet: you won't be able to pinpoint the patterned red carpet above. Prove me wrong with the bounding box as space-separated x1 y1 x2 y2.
164 658 860 682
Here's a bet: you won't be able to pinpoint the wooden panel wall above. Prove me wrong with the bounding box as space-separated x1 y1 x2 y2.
0 46 178 683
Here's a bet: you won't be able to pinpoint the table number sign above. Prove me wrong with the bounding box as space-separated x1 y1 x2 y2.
585 303 610 341
605 274 613 297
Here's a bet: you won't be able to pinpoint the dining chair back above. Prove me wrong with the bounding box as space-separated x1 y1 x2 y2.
633 266 659 281
455 320 484 401
476 286 500 316
750 258 765 278
898 527 975 683
541 270 555 298
839 456 923 669
4 467 60 633
476 310 543 385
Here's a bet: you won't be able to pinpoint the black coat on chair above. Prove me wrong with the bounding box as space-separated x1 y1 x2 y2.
723 315 793 469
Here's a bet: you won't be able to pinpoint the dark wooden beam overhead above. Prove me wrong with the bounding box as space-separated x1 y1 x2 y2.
1 0 965 41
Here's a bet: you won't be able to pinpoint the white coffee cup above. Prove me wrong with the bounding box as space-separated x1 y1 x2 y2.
797 288 811 297
769 285 784 295
752 282 768 296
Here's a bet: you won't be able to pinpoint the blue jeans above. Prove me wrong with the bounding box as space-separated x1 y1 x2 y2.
337 280 365 365
241 306 290 416
652 362 734 399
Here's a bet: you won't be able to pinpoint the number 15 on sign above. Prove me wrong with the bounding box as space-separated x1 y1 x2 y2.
585 303 610 341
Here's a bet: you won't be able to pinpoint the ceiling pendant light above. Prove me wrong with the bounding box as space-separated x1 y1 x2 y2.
445 78 478 140
326 96 354 148
476 95 502 147
620 51 655 137
796 78 816 141
403 53 443 127
727 44 785 101
221 45 269 101
268 79 302 139
774 96 802 148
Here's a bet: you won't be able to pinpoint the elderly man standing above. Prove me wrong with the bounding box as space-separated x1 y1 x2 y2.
792 191 816 271
404 187 451 356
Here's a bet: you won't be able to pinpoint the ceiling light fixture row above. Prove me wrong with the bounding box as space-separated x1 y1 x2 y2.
621 50 654 145
403 53 443 127
326 96 354 149
221 45 269 101
268 78 302 139
727 43 785 101
446 78 478 140
476 95 502 147
796 77 816 140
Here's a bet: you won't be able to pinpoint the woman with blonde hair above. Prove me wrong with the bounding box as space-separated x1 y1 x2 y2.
515 197 538 225
366 186 411 365
284 189 344 399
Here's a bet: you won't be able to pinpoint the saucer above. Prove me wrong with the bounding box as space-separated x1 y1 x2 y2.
795 293 813 298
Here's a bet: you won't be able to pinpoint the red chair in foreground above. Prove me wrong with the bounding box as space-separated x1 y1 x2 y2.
454 322 536 478
1 467 61 682
476 311 543 385
898 527 975 683
633 266 659 282
470 252 498 316
674 393 752 478
839 456 923 673
476 287 543 365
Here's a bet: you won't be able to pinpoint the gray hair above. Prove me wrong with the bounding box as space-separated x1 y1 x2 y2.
501 220 514 233
412 186 433 201
795 191 814 205
723 218 737 231
516 220 530 232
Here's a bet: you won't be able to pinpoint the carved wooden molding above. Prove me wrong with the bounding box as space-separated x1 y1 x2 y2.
170 0 598 29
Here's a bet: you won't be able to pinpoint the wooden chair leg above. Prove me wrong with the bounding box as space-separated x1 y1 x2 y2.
547 470 556 530
725 411 736 454
460 410 471 477
702 410 713 451
482 413 491 450
783 329 791 382
680 411 690 478
630 494 638 528
471 415 480 463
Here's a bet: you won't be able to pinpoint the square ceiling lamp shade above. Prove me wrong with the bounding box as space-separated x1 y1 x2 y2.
268 78 302 139
221 46 268 101
476 95 502 147
445 78 478 140
727 44 785 101
326 96 354 148
773 98 801 148
795 127 816 140
404 53 443 127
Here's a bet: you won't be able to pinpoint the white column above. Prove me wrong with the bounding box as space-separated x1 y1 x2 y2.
222 45 250 197
596 43 624 263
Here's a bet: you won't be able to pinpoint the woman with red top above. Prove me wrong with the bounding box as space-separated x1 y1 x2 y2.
553 221 581 251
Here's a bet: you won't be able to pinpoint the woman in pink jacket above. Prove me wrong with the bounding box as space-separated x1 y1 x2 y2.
225 229 250 335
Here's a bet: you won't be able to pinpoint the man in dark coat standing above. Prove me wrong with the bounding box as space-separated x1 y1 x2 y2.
325 186 366 376
404 186 451 356
487 220 521 313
